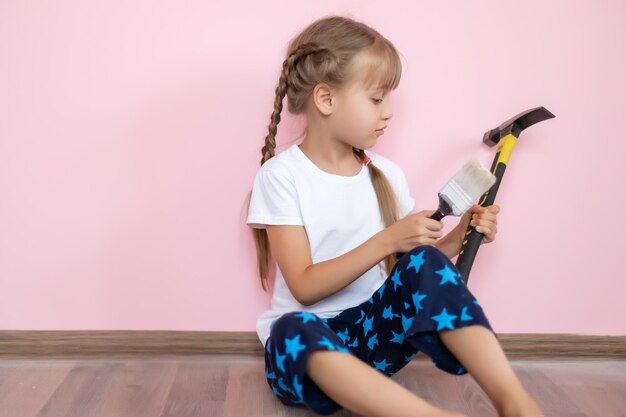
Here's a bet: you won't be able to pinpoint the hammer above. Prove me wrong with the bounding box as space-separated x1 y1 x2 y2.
455 106 555 283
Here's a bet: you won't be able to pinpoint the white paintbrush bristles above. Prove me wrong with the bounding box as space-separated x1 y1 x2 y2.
439 158 497 216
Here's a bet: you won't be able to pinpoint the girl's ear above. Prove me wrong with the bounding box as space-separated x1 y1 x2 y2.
312 82 335 116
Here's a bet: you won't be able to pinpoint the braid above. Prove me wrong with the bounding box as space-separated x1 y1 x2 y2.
260 42 329 166
253 42 333 292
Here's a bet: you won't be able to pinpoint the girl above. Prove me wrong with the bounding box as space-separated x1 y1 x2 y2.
245 15 544 417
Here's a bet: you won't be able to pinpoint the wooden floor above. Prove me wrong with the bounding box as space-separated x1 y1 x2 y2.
0 355 624 417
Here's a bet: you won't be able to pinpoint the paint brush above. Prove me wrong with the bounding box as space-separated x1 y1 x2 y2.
429 157 496 220
396 158 496 259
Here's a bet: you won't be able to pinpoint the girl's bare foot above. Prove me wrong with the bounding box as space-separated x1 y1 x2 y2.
424 409 468 417
422 411 467 417
500 392 545 417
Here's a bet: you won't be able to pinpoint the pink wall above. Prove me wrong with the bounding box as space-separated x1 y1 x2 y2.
1 1 624 334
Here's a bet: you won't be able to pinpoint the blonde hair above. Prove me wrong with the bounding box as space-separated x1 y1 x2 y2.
245 15 404 291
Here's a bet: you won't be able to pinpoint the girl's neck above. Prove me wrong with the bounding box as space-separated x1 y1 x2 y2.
298 133 363 177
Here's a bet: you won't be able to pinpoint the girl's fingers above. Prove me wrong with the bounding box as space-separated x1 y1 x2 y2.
471 218 496 229
483 226 496 236
480 227 496 243
472 204 500 216
472 205 487 214
472 212 497 222
470 205 499 243
472 220 496 235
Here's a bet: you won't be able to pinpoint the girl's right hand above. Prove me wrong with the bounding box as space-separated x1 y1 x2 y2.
385 210 443 253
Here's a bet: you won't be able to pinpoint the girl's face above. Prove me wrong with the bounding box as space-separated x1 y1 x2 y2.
331 68 393 149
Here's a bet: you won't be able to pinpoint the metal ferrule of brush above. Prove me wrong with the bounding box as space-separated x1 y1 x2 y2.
430 194 454 220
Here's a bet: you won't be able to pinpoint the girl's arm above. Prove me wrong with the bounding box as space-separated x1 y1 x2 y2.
266 225 394 306
434 226 463 261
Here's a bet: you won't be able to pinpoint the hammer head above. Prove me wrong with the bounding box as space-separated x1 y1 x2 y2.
483 106 555 147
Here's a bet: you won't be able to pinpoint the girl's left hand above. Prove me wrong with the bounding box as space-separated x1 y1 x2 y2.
457 204 500 245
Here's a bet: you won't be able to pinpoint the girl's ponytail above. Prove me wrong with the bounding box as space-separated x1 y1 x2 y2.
353 148 402 278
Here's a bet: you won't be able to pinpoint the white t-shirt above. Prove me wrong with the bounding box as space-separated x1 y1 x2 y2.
247 143 416 347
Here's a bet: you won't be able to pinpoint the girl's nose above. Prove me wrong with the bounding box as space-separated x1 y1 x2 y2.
382 103 393 120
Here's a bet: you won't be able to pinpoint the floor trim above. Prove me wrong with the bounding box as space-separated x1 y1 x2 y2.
1 331 624 359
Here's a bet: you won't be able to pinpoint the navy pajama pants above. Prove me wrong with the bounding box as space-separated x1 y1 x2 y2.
263 244 497 415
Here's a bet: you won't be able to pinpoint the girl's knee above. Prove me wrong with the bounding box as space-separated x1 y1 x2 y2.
270 311 321 337
397 244 457 282
402 244 447 266
409 244 444 257
273 311 303 330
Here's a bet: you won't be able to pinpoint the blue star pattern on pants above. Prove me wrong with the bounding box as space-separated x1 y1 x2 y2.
285 334 307 361
401 314 414 332
275 349 286 373
272 384 283 397
460 306 473 321
411 290 428 314
318 336 335 350
435 264 460 285
296 311 319 323
278 377 291 395
337 328 350 343
382 305 400 319
263 245 496 415
431 307 458 331
293 375 304 402
407 250 426 273
355 310 365 324
373 357 391 372
389 329 405 344
377 282 386 299
391 269 403 291
367 333 379 350
363 315 374 337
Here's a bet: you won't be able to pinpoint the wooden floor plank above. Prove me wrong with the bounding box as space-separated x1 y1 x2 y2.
0 360 76 417
393 359 498 416
512 363 587 417
0 356 624 417
160 356 229 417
36 360 123 417
540 360 626 417
92 358 179 417
222 355 292 417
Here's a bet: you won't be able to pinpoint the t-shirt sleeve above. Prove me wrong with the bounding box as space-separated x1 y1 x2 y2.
397 167 416 218
246 163 304 229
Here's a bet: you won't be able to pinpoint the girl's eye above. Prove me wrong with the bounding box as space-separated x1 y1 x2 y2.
372 98 383 104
